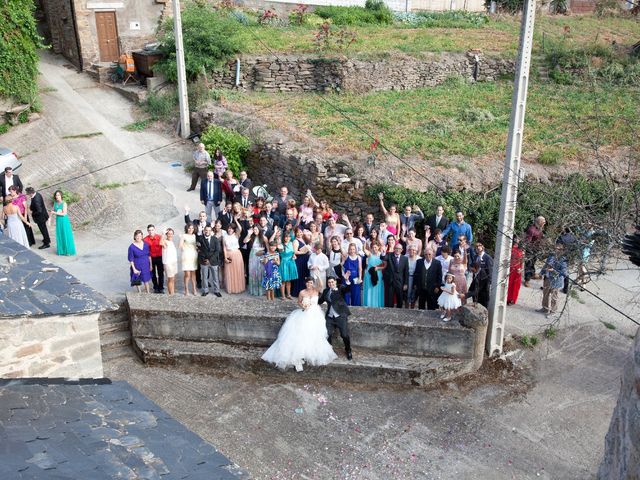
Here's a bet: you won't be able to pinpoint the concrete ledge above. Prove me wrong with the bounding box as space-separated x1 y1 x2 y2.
127 293 487 386
134 338 470 386
127 293 483 359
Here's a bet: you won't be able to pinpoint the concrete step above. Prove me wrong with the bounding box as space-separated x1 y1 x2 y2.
101 330 132 351
101 345 137 362
99 304 129 335
134 338 471 386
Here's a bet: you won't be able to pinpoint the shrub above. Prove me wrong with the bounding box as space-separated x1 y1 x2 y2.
313 21 358 53
289 4 310 25
460 107 496 123
200 125 251 176
394 11 489 28
315 1 392 26
61 190 81 205
155 3 246 82
0 0 44 104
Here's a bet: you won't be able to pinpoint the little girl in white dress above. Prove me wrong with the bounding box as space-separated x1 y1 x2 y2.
437 273 462 322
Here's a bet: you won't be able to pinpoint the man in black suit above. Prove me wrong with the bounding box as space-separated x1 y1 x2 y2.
238 187 253 210
184 207 210 236
414 248 442 310
235 171 253 203
1 167 23 203
318 274 353 360
469 241 493 308
383 243 409 308
218 203 234 230
362 213 376 239
196 225 222 297
200 171 222 222
274 186 294 216
425 205 449 243
25 187 50 249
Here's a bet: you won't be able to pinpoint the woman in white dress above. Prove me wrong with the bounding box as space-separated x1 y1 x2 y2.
161 228 178 295
3 198 30 248
179 224 198 296
262 277 338 372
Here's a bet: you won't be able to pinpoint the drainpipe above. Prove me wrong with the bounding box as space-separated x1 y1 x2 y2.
68 0 83 71
235 58 241 88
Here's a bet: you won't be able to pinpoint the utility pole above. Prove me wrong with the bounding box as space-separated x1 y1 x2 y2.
486 0 536 356
172 0 190 138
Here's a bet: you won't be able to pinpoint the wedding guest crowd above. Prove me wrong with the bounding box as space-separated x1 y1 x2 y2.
124 145 579 322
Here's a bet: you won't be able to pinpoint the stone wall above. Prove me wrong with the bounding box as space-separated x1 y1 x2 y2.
44 0 168 68
209 52 515 93
598 328 640 479
0 313 104 379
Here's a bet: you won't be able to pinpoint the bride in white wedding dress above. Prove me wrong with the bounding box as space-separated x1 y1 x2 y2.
262 277 337 372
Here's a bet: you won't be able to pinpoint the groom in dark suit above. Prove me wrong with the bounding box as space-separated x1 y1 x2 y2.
383 243 409 308
425 205 449 243
25 186 50 249
318 273 353 360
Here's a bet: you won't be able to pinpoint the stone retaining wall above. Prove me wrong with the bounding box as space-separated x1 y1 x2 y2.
598 328 640 479
210 52 515 93
0 313 104 379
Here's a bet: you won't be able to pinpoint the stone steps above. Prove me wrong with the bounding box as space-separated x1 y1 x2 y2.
99 304 132 362
134 338 470 386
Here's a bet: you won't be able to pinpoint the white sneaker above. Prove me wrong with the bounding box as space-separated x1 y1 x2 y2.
440 313 446 319
295 362 303 372
443 317 451 322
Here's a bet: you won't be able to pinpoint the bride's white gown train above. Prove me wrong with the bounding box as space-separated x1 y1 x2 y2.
262 296 338 371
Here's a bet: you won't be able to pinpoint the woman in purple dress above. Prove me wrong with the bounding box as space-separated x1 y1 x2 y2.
128 229 152 293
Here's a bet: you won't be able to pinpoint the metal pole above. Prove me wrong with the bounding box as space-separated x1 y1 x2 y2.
486 0 536 356
172 0 190 138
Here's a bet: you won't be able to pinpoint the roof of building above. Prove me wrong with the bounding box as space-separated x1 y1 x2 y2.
0 378 244 479
0 236 113 318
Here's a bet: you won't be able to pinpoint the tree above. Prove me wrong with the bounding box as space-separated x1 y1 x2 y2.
154 2 246 83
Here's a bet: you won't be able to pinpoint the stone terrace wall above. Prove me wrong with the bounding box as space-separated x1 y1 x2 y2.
210 52 515 93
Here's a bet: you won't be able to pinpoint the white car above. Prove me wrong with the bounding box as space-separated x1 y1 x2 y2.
0 146 21 172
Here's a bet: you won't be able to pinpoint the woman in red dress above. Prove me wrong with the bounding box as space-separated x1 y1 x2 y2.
507 237 524 305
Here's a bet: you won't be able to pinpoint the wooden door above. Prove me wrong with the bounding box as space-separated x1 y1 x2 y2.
95 11 119 62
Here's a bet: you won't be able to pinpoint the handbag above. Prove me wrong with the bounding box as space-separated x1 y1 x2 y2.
131 272 142 286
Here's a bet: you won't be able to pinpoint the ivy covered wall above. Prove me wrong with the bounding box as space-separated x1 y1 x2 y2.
0 0 43 104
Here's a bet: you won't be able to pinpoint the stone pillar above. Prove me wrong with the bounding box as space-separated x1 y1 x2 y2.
457 303 488 371
598 327 640 479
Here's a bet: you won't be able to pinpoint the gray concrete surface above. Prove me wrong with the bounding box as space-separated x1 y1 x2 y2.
106 324 633 479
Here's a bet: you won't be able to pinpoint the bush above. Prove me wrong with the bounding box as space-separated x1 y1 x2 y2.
200 125 251 176
394 11 489 28
0 0 44 104
315 0 392 26
155 3 246 82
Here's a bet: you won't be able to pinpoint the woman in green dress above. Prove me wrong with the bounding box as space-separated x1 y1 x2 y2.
50 190 76 256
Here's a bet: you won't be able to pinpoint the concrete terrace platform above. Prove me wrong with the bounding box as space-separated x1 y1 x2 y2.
0 378 245 479
127 294 488 386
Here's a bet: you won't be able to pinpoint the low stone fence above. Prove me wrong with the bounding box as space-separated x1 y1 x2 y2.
127 293 488 385
209 52 515 93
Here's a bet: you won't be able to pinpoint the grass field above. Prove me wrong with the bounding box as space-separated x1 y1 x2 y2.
240 14 640 56
223 78 639 161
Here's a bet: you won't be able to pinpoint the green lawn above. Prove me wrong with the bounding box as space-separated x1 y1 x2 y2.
223 79 639 161
240 14 640 57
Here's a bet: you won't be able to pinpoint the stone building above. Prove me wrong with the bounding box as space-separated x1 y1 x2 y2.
0 236 113 379
35 0 172 70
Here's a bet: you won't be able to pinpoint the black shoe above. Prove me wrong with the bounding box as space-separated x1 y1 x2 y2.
214 292 222 297
346 350 353 361
39 244 50 249
187 188 195 191
201 292 208 296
